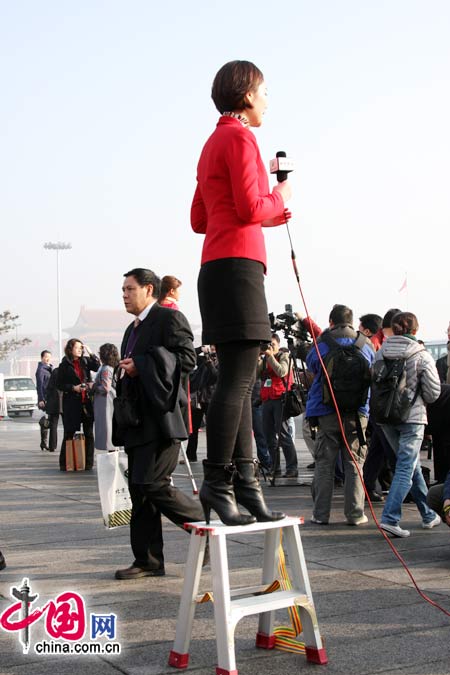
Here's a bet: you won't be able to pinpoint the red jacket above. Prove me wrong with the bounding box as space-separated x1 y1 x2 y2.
371 329 385 351
191 116 285 270
258 351 293 402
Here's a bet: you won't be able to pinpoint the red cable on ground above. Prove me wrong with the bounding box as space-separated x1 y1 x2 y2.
285 222 450 618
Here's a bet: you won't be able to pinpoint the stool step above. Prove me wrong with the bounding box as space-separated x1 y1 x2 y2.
184 515 303 536
229 584 276 598
230 590 309 619
197 583 278 602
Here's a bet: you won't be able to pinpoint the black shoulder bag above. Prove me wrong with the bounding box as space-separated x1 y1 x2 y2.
282 353 305 420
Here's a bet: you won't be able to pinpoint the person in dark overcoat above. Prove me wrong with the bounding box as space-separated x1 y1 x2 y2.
36 350 53 450
113 267 204 580
43 366 61 452
57 339 100 470
427 384 450 484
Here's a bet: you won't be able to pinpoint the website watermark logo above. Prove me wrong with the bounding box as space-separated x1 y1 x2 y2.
0 578 121 655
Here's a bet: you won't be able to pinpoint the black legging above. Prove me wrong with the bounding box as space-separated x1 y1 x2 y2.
205 341 260 464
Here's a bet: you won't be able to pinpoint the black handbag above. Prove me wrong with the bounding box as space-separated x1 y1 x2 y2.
113 395 141 429
39 414 50 430
282 385 305 420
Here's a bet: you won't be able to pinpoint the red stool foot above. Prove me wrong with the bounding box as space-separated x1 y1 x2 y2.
168 651 189 668
305 645 328 664
255 632 276 649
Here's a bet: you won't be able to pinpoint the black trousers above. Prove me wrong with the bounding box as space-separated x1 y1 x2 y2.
186 404 208 461
127 439 203 569
426 483 446 516
432 432 450 484
59 411 94 470
40 413 59 451
363 422 396 490
205 341 260 464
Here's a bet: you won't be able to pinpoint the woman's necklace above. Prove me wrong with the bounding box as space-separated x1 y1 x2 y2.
222 111 249 127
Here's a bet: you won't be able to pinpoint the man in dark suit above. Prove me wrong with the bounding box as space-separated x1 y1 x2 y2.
114 268 203 580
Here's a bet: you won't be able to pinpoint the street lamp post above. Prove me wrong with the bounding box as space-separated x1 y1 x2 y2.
43 242 72 363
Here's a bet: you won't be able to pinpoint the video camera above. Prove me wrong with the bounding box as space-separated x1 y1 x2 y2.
268 304 312 361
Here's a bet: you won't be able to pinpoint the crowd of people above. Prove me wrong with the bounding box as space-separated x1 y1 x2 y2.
2 59 449 575
2 287 449 577
32 274 185 471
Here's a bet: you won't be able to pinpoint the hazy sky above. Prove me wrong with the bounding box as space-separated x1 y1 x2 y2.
1 0 449 343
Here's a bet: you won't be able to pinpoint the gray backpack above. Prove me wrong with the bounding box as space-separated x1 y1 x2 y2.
370 355 419 425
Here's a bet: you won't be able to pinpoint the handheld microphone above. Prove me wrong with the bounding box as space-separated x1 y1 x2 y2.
270 151 294 182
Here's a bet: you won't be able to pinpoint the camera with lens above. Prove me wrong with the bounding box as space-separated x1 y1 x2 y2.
268 304 312 361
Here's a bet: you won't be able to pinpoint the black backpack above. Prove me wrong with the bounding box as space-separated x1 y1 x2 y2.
370 355 419 425
320 331 371 413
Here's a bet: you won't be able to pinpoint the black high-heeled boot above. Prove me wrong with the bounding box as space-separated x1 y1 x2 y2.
233 458 285 522
200 461 256 526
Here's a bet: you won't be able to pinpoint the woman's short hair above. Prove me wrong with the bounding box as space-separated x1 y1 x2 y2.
99 343 120 367
159 275 182 302
64 338 82 359
211 60 264 114
391 312 419 336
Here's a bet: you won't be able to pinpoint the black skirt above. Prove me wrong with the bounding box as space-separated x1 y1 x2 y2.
198 258 271 345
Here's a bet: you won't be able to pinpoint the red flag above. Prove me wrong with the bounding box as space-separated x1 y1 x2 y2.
398 276 407 293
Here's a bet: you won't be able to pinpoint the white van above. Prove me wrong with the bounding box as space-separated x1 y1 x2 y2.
4 376 38 416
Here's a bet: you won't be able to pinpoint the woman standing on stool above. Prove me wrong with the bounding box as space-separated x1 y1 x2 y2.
191 60 292 525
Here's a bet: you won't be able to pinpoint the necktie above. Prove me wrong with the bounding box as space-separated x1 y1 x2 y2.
125 318 141 358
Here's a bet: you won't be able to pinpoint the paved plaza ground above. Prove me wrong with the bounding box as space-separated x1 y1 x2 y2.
0 414 449 675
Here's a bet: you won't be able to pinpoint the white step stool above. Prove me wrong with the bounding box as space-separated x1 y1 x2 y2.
169 516 327 674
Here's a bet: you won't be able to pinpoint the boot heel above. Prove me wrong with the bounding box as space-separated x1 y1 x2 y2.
234 458 285 522
201 499 211 524
200 461 256 526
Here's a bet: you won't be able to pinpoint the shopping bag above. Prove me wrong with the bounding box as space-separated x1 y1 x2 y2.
66 432 86 471
96 450 132 529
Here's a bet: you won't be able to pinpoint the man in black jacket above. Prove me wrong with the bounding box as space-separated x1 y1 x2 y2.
114 268 203 580
435 322 450 383
427 384 450 484
36 350 53 450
